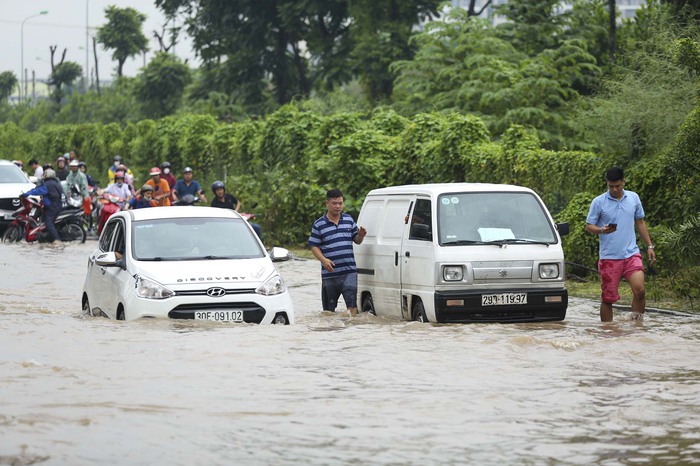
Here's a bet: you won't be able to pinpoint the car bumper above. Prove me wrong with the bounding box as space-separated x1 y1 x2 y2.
120 288 295 324
434 288 567 323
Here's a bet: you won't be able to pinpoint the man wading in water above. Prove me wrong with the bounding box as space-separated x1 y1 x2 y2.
585 167 656 322
308 189 367 315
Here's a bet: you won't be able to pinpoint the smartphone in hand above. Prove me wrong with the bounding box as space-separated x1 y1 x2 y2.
608 223 617 231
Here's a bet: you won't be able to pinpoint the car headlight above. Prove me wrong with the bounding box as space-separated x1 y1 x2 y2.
539 263 560 279
443 265 463 281
256 274 287 296
135 275 174 299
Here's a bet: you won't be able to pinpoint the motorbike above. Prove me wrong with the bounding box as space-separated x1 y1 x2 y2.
173 194 200 206
2 196 86 243
97 192 125 235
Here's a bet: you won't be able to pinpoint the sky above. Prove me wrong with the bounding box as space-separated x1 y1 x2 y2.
0 0 197 93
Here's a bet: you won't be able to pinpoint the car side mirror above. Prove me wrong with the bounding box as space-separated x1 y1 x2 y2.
95 252 125 269
269 247 291 262
556 222 569 237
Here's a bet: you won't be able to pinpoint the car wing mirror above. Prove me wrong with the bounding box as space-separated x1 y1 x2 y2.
96 252 125 268
269 247 291 262
410 223 430 240
556 222 569 237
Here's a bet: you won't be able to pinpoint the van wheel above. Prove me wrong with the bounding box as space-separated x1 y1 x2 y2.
362 295 376 315
413 300 427 322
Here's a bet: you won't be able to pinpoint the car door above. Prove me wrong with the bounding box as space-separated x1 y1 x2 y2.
87 219 119 316
100 219 129 317
401 197 435 320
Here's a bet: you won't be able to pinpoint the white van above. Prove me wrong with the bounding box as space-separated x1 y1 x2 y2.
355 183 569 323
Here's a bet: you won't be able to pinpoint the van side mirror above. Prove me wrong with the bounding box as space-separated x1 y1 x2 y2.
410 223 430 240
556 222 569 237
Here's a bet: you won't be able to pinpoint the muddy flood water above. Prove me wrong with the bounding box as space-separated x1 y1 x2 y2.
1 241 699 466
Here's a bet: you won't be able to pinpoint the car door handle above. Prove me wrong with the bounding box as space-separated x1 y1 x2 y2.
100 267 106 275
405 251 411 258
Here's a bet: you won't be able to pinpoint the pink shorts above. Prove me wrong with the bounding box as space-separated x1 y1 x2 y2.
598 254 644 303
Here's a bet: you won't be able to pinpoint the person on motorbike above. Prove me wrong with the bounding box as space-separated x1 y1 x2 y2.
126 184 157 209
78 161 98 189
104 171 132 210
20 169 64 243
145 167 171 206
55 157 69 181
118 163 137 196
173 167 207 204
65 160 89 201
210 180 262 239
160 161 177 202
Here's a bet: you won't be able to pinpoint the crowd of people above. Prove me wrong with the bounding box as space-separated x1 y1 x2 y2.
14 153 261 240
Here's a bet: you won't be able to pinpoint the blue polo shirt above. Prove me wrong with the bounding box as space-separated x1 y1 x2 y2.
308 213 359 278
174 179 202 197
586 189 645 260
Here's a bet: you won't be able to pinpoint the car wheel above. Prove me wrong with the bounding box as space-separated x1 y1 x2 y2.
272 313 289 325
361 295 376 315
82 295 94 317
61 222 86 243
413 300 427 322
2 224 22 243
116 306 125 321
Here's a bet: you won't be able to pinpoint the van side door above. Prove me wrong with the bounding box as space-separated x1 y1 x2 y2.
400 197 435 320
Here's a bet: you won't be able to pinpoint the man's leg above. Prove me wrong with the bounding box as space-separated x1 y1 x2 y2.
599 259 622 322
627 270 646 319
44 208 61 242
341 273 359 316
321 277 342 312
600 302 613 322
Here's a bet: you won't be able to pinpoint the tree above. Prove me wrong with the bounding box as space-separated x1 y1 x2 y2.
0 71 18 102
96 6 149 78
348 0 442 102
51 62 83 103
133 53 191 119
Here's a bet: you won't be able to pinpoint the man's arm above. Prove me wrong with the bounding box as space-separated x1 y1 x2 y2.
311 245 334 272
585 223 614 235
353 226 367 244
635 218 656 263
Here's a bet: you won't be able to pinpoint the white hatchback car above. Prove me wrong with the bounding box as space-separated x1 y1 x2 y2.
82 206 294 324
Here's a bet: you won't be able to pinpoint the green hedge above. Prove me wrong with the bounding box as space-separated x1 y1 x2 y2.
1 108 685 259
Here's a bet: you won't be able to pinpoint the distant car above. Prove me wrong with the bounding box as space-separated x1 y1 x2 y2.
0 160 35 229
82 206 295 324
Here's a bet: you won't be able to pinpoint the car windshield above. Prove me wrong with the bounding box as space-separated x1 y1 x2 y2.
0 165 29 183
132 217 264 260
438 192 557 245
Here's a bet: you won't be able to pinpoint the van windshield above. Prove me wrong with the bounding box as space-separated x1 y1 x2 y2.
438 192 557 245
132 217 264 260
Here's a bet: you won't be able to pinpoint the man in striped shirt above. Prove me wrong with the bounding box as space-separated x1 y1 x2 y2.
308 189 367 315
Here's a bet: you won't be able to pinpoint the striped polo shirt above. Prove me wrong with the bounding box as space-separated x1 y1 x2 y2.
308 213 359 278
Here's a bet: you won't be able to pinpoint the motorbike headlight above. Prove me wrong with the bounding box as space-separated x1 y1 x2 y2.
539 263 560 279
135 275 174 299
256 274 287 296
443 265 464 281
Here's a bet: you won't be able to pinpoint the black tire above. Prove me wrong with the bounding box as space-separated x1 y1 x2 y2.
61 222 87 243
361 295 376 315
2 224 22 243
272 313 289 325
116 306 125 321
413 300 427 322
82 296 94 317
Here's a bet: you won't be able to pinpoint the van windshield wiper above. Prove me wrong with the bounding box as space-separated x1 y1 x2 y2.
442 239 492 246
484 239 553 246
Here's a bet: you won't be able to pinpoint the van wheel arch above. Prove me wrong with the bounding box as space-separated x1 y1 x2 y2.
361 293 376 315
412 299 427 323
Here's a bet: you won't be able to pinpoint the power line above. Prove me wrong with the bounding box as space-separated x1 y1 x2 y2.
0 19 98 31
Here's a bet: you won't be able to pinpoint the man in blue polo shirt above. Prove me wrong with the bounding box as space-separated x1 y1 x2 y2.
173 167 207 204
309 189 367 315
585 167 656 322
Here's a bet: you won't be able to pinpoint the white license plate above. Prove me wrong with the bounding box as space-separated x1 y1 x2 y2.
194 310 243 322
482 293 527 306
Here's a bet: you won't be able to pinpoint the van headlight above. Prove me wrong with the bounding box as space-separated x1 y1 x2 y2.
256 274 287 296
443 266 464 281
539 263 560 279
135 275 174 299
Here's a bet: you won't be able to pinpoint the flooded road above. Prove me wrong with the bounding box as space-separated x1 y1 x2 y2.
1 241 699 465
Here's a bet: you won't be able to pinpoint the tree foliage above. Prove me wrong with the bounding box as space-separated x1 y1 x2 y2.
133 53 192 119
96 6 149 78
0 71 18 102
50 61 83 103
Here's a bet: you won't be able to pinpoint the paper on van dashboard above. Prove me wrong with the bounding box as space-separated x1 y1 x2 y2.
478 228 515 242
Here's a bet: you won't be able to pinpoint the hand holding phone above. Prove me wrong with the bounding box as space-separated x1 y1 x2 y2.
607 223 617 232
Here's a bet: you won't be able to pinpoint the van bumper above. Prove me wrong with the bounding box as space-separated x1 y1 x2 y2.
434 289 567 323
